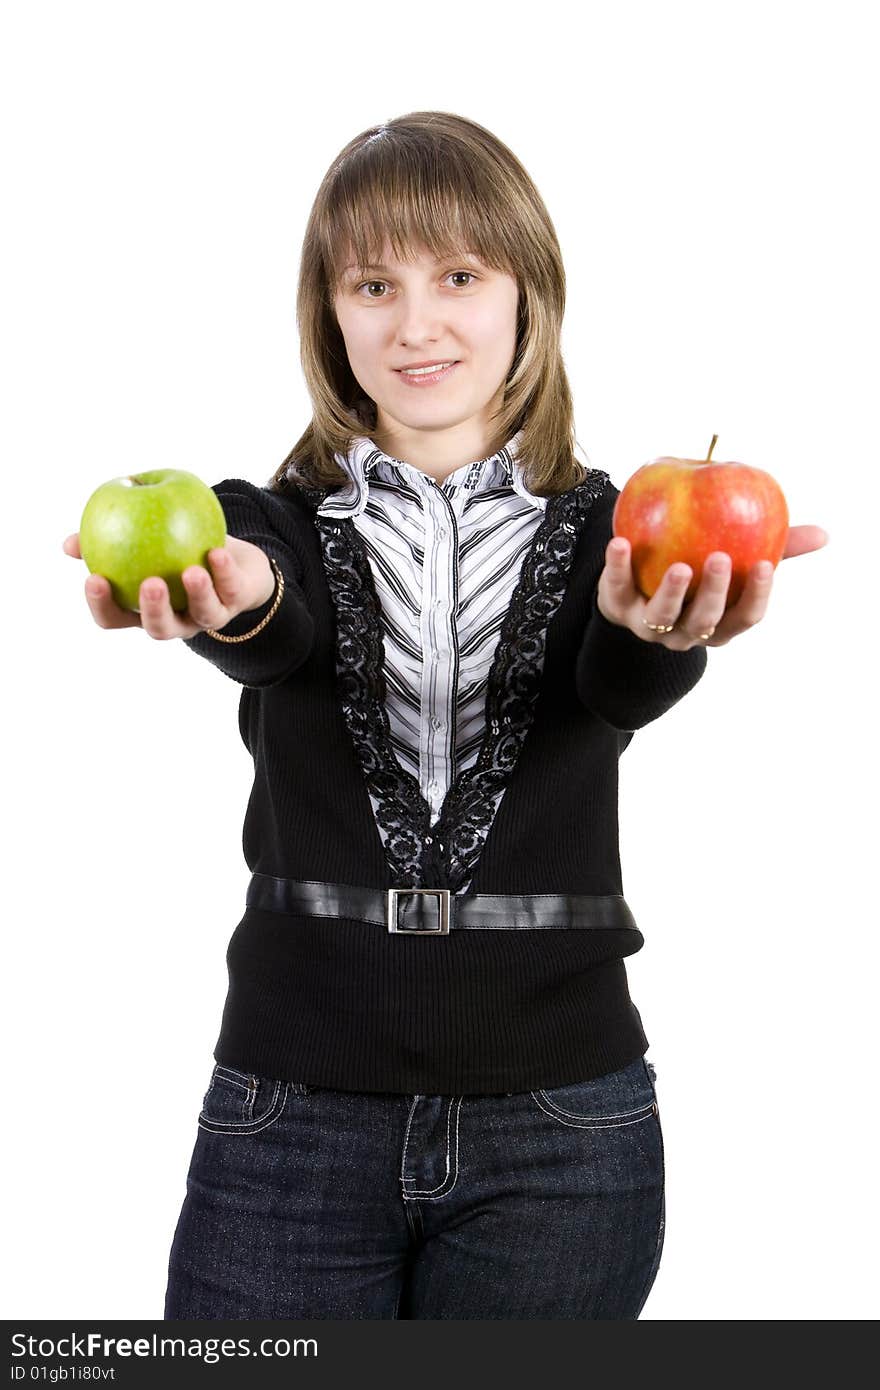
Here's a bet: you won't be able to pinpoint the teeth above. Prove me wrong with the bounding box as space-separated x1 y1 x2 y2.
402 362 454 376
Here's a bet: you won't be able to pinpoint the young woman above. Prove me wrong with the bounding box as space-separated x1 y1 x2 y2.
64 111 827 1320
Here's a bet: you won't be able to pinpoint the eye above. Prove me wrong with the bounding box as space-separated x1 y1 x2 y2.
355 271 479 298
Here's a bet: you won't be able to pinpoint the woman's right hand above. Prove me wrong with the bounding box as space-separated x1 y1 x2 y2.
61 533 278 640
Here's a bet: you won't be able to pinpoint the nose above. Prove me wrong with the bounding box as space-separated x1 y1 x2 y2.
393 286 450 346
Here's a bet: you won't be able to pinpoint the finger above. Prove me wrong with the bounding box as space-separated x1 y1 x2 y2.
84 574 142 629
640 561 692 637
138 577 184 640
180 560 234 630
678 551 731 641
63 533 82 559
781 524 830 560
597 537 639 623
723 559 775 630
180 546 251 632
205 547 242 607
604 538 636 593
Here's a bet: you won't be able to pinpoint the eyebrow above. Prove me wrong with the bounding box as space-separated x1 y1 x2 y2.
342 254 480 275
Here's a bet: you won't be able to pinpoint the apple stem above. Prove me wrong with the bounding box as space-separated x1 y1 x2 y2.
706 434 718 461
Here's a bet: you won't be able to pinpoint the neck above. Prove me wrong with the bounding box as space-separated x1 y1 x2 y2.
371 412 506 485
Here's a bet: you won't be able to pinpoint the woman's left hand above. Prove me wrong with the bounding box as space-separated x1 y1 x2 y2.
596 525 829 650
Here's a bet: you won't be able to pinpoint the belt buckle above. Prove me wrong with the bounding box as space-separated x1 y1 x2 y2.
387 888 451 934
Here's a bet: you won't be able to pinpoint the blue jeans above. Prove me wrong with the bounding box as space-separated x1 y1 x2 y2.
164 1054 665 1320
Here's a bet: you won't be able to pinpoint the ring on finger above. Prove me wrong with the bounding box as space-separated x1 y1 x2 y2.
642 617 716 640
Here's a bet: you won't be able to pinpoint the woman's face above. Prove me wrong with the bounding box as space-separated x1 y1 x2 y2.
332 243 520 463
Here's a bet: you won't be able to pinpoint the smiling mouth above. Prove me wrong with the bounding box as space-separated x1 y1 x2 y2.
394 361 461 385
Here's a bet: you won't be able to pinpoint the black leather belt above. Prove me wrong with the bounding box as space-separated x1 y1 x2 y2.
246 873 640 935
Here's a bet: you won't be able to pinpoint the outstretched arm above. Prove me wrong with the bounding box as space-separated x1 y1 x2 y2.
576 486 828 731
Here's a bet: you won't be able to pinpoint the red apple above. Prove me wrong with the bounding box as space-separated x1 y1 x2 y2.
612 436 789 609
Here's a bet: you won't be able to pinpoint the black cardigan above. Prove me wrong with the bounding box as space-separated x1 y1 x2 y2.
182 468 708 1093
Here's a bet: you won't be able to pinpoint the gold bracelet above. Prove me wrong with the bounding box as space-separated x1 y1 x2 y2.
205 557 285 643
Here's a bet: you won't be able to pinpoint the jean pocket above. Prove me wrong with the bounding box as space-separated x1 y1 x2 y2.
528 1056 657 1130
198 1063 290 1136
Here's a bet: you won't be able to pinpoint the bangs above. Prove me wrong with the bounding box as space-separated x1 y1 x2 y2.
322 137 516 295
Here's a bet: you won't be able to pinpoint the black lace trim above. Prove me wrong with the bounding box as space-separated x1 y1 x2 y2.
316 516 433 883
313 470 610 891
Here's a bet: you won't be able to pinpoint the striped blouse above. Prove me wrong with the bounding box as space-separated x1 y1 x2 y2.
315 428 552 829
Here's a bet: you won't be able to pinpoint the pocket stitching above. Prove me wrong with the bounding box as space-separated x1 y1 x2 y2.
213 1065 253 1091
534 1092 656 1121
198 1078 289 1134
528 1091 656 1129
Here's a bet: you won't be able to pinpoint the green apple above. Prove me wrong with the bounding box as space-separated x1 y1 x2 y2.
79 469 227 613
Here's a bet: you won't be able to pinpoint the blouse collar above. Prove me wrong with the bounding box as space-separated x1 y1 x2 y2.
315 428 548 519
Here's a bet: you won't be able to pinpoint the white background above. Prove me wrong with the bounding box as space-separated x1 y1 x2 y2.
3 0 876 1322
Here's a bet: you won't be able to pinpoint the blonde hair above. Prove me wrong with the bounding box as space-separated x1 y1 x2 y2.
269 110 589 498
